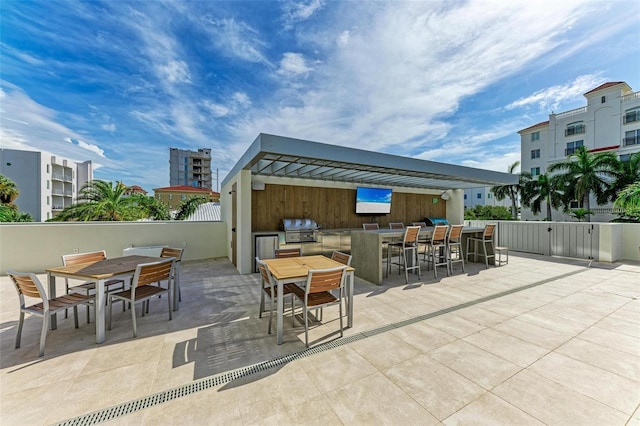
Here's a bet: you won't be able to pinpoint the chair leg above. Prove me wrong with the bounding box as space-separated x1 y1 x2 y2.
86 304 91 324
131 300 138 337
259 288 265 318
107 297 113 330
168 287 173 321
304 305 309 348
339 299 344 338
268 294 274 334
39 314 49 357
15 312 25 349
483 242 489 269
73 306 79 329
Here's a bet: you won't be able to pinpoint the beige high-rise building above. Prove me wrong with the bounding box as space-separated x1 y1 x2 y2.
169 148 212 189
0 149 93 222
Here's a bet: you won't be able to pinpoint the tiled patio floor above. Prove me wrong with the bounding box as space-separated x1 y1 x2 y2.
1 253 639 425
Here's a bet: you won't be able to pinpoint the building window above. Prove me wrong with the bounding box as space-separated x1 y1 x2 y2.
565 140 584 156
531 167 541 176
169 194 173 200
488 193 492 199
464 194 467 200
624 129 640 147
46 164 50 173
531 131 540 142
531 149 540 159
624 107 640 124
46 196 50 205
570 200 579 209
477 193 482 199
601 96 606 103
565 121 585 136
46 180 49 189
181 194 186 200
620 154 631 162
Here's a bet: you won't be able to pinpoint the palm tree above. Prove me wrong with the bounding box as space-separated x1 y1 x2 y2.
548 146 619 221
523 173 565 221
490 161 531 219
127 193 171 220
604 152 640 204
174 196 208 220
50 180 134 221
0 175 19 205
614 181 640 219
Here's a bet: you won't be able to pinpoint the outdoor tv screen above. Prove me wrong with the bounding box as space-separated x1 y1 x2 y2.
356 187 392 214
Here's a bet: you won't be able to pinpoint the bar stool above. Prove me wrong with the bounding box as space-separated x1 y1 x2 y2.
446 224 465 274
466 224 496 268
388 226 421 283
426 225 450 279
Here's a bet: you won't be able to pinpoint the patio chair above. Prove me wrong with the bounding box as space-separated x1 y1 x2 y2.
107 257 174 338
145 247 184 313
389 222 405 229
447 224 465 274
412 221 430 260
426 225 450 279
275 247 301 258
466 224 496 268
388 226 421 283
8 270 94 357
331 251 352 266
256 257 297 334
362 223 379 230
62 250 126 323
293 266 347 347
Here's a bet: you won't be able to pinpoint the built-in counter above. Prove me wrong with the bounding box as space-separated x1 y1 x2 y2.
351 227 488 285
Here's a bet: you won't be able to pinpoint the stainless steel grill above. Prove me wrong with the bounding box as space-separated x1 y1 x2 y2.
281 218 318 243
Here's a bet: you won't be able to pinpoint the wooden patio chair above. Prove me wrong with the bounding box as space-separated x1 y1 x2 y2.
8 271 94 357
466 224 496 268
256 257 297 334
275 247 301 258
447 224 466 274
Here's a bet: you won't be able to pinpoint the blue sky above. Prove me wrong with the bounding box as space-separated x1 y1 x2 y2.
1 0 639 194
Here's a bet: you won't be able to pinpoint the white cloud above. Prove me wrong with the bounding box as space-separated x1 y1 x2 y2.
281 0 325 28
101 123 117 132
65 137 106 158
506 74 605 112
201 17 269 64
158 60 191 84
277 53 311 77
201 100 230 118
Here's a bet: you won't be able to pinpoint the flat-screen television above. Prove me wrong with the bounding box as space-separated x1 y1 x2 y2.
356 187 392 214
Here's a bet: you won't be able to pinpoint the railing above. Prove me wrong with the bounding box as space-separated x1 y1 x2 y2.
555 107 587 120
65 191 73 197
64 175 73 182
52 189 64 196
52 173 64 180
589 207 625 215
624 136 639 146
52 205 64 210
622 91 640 102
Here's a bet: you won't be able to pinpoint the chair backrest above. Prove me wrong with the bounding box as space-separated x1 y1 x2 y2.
255 257 273 289
8 271 45 300
483 224 496 240
411 222 428 228
432 225 448 243
161 247 184 261
306 266 346 295
448 224 464 242
404 226 421 245
389 222 404 229
363 223 379 230
132 258 174 288
62 250 107 267
275 248 301 258
331 251 352 266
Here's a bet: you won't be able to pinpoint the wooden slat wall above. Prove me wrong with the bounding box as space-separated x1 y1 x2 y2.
252 184 446 231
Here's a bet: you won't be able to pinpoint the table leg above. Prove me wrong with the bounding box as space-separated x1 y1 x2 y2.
276 280 284 345
95 279 106 344
48 272 58 330
347 271 354 328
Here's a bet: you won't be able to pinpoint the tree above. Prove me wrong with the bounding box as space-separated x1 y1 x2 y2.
0 175 33 222
522 173 566 221
173 196 208 220
490 161 531 219
613 181 640 221
548 146 619 221
0 175 19 205
464 205 512 220
605 152 640 203
50 180 136 221
127 193 170 220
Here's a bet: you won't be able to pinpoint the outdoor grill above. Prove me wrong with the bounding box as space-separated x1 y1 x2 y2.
424 217 449 226
281 218 319 243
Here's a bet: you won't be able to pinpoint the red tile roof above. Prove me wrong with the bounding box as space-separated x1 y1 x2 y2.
518 121 549 133
584 82 625 95
154 185 215 193
588 145 620 153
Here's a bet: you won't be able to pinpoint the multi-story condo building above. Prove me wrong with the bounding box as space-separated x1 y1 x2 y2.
169 148 212 189
0 149 92 221
463 187 512 210
519 81 640 221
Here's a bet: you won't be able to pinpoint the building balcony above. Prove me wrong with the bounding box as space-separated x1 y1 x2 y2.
623 111 639 124
564 125 585 136
52 173 65 181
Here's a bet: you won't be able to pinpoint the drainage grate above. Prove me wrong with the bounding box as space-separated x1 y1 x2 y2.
55 267 586 426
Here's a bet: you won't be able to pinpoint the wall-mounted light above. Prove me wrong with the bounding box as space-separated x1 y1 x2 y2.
440 190 450 201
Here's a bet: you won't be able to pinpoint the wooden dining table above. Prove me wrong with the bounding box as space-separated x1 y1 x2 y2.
46 255 167 344
262 255 355 345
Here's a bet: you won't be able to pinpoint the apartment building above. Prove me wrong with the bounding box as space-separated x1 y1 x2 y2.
0 149 92 221
519 81 640 221
153 185 220 210
463 187 512 210
169 148 212 189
